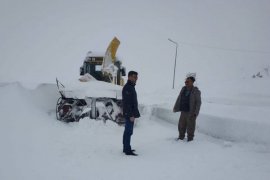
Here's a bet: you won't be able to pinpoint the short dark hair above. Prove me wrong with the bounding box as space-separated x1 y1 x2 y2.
187 76 195 82
128 71 138 77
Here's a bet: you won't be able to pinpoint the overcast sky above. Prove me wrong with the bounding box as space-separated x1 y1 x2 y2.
1 0 270 89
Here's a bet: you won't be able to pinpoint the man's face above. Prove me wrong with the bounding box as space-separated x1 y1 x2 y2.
130 74 138 83
185 78 193 87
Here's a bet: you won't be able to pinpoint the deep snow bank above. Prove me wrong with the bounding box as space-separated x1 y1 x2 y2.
1 81 269 146
151 106 270 145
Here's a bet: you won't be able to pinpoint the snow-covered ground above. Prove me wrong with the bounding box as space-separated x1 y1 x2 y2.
0 80 269 180
1 0 270 179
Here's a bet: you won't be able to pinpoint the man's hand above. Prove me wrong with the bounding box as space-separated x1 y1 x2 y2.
130 117 135 122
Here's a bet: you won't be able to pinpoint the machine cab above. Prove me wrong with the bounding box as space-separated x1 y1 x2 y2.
80 52 126 85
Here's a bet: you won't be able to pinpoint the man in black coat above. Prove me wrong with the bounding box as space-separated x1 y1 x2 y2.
122 71 140 156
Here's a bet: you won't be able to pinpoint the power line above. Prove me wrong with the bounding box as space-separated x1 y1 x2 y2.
178 41 270 54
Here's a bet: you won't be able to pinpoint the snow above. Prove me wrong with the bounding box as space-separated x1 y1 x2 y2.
0 81 270 180
1 0 270 179
57 78 122 99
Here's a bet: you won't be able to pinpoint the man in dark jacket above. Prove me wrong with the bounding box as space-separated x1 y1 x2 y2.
173 76 201 142
122 71 140 156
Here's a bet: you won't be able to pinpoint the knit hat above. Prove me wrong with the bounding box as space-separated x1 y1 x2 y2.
187 76 195 82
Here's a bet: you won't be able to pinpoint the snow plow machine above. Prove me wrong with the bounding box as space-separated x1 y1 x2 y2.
56 37 126 124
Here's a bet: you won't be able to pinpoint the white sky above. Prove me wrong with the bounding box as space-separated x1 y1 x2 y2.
0 0 270 90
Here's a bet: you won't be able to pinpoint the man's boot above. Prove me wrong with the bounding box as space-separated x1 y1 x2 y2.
123 149 135 153
125 151 138 156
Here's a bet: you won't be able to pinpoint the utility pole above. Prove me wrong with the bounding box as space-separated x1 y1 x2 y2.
168 38 178 89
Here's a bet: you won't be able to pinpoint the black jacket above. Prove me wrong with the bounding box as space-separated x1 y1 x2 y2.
122 80 140 118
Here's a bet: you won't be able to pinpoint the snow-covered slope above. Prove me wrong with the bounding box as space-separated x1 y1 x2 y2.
1 0 270 91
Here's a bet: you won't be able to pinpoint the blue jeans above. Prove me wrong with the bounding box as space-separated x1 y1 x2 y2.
123 118 134 152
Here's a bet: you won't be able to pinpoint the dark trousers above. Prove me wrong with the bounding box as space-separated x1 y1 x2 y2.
123 118 134 152
178 112 196 139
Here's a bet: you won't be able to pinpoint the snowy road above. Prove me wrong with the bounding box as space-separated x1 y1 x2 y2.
0 83 270 180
